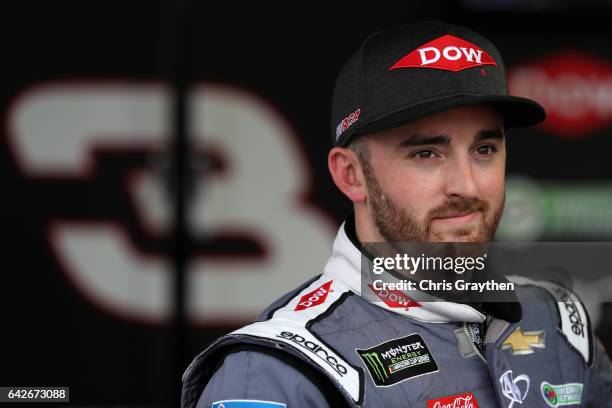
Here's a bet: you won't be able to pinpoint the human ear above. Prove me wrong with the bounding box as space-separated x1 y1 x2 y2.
328 147 368 203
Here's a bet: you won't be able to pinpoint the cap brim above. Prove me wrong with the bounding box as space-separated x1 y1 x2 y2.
353 95 546 138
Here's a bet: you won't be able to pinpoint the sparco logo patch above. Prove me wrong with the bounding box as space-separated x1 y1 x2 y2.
356 333 438 387
428 392 479 408
336 108 361 139
555 288 585 337
294 280 333 311
368 284 420 309
509 51 612 138
277 331 348 376
510 279 593 366
389 34 497 72
550 285 592 365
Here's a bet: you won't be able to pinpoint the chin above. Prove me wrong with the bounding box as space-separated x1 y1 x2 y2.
433 228 489 243
453 235 487 243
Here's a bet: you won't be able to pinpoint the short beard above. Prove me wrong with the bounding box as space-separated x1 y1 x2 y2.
354 140 504 243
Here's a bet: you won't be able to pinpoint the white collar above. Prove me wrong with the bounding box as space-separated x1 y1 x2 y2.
323 221 487 323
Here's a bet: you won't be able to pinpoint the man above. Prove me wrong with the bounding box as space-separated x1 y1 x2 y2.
182 21 612 407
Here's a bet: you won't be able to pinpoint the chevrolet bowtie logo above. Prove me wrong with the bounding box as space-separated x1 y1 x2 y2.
502 327 545 355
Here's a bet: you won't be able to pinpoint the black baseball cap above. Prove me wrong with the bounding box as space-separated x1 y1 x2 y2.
331 21 546 147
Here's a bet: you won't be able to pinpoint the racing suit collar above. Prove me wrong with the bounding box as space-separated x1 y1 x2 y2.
323 214 521 323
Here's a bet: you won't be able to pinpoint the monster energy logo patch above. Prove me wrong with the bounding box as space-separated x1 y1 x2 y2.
360 352 389 383
356 333 438 387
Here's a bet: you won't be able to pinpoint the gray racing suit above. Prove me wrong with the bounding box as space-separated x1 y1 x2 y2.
182 216 612 407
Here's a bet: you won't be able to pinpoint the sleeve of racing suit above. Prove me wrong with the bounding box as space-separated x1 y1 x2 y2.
584 337 612 407
195 349 340 408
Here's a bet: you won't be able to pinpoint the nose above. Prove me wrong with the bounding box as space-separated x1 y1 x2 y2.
444 156 478 199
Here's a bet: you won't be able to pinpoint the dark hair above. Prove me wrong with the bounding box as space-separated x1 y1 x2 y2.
347 134 371 175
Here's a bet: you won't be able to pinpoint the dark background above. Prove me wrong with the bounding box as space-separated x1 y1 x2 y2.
3 1 612 406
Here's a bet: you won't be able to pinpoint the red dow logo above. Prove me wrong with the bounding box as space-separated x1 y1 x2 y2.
509 50 612 138
428 392 479 408
389 34 497 72
294 280 333 311
368 284 420 309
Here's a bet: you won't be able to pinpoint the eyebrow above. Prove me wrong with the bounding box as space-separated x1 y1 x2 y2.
397 134 450 149
396 128 505 149
475 128 505 143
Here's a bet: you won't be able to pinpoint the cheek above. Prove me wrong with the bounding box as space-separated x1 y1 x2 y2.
477 167 505 204
376 166 441 216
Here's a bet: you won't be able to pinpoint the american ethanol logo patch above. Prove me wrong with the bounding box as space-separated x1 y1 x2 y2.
356 333 438 387
541 382 583 407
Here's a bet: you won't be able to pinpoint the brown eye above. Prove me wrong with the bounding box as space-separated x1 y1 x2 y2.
413 150 437 159
475 145 496 155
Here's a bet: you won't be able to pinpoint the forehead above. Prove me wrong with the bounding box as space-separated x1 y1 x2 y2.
367 104 504 144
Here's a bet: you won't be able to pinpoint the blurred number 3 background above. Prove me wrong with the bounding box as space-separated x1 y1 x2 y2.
3 1 612 406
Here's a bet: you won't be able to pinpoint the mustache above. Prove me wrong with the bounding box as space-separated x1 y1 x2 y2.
427 197 489 220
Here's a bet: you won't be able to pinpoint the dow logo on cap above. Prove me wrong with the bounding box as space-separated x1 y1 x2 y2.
389 34 497 72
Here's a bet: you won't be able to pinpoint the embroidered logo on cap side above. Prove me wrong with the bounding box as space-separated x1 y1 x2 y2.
336 108 361 139
389 34 497 72
356 333 438 387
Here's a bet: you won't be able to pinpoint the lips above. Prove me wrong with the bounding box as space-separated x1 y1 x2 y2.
433 210 481 223
435 210 478 219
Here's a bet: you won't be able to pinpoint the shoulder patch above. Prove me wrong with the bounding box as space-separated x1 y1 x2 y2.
229 276 363 404
510 276 592 366
212 400 286 408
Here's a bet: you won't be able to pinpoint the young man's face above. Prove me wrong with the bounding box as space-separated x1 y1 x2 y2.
359 104 506 242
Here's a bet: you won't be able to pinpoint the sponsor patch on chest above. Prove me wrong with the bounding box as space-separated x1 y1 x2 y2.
428 392 479 408
541 382 583 407
502 327 545 355
356 333 438 387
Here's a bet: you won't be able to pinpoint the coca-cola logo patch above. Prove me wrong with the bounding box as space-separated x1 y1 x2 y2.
428 392 479 408
509 50 612 138
389 34 497 72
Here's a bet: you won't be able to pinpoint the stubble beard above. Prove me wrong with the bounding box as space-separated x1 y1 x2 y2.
364 169 505 243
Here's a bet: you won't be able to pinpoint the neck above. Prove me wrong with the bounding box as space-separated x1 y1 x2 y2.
354 206 385 243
